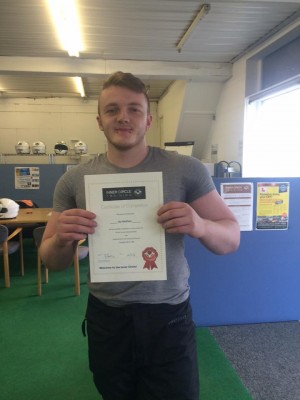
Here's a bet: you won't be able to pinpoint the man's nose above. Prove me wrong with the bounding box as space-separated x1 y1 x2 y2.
117 108 129 123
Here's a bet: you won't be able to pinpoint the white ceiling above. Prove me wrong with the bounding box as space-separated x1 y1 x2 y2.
0 0 300 100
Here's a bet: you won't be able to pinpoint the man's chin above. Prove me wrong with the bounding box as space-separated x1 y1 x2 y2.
110 138 145 151
112 143 135 151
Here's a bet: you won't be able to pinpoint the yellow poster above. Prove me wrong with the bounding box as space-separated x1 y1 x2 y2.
256 182 289 230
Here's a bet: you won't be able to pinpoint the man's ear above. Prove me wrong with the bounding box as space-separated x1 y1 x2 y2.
96 115 103 131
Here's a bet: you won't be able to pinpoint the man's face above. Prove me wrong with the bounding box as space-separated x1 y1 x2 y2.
97 86 152 151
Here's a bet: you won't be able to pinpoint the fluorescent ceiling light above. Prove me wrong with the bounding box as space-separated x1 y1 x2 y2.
47 0 83 57
74 77 86 97
176 4 210 53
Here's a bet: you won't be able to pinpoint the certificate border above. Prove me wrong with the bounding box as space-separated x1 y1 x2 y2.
85 172 167 282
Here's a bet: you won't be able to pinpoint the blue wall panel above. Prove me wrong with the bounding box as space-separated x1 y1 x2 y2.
0 164 66 207
189 177 300 326
1 166 300 326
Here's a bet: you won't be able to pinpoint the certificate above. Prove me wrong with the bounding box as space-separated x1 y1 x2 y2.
85 172 166 282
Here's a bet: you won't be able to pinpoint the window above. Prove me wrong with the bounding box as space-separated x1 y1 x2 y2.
243 85 300 177
244 27 300 177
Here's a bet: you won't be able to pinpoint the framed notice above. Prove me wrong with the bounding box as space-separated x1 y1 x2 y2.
220 182 253 231
15 167 40 189
256 182 289 230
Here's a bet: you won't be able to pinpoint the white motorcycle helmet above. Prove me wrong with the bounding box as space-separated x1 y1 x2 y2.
0 198 19 219
32 141 46 154
54 141 68 155
74 141 88 154
15 141 30 154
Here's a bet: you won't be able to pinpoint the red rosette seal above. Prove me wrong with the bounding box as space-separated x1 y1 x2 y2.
142 247 158 270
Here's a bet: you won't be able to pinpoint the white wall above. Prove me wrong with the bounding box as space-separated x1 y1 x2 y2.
0 97 160 158
204 60 246 164
177 80 224 160
154 61 247 164
157 79 225 160
157 80 186 146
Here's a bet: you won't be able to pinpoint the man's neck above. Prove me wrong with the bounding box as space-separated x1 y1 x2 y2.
106 145 149 168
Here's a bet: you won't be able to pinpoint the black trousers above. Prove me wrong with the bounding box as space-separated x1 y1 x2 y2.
85 294 199 400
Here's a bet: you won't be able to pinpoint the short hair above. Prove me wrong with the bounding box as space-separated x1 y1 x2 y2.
98 71 150 114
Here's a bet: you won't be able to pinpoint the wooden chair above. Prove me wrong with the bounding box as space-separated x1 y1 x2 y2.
73 239 89 296
33 226 89 296
33 226 49 296
0 224 24 288
6 200 41 240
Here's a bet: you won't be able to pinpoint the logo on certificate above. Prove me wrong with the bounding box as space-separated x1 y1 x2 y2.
102 186 146 201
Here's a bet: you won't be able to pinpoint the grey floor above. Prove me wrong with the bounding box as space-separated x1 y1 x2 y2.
210 321 300 400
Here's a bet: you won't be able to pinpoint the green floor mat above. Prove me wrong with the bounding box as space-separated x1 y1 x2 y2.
1 240 252 399
197 328 252 399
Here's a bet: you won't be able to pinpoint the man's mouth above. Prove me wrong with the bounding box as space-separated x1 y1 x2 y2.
115 127 133 134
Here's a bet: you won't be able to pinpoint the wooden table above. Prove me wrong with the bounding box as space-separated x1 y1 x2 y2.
0 208 52 225
1 208 83 296
1 208 52 288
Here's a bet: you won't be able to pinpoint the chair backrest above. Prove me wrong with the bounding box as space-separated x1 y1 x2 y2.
33 226 46 248
33 226 88 259
0 224 9 244
78 245 89 260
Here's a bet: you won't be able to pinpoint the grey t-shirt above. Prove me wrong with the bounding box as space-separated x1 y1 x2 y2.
53 146 215 305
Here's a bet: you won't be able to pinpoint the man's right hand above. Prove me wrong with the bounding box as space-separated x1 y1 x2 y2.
39 209 97 271
52 209 97 245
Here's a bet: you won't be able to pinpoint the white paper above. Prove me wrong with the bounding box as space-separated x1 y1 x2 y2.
85 172 166 282
220 182 253 231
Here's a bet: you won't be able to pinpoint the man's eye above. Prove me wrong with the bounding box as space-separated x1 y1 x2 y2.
105 108 118 114
129 107 141 113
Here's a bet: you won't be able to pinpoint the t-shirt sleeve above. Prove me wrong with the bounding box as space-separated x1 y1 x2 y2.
184 156 216 203
52 171 77 212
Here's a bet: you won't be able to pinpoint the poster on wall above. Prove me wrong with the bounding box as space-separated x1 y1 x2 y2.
220 182 253 231
256 182 289 230
15 167 40 189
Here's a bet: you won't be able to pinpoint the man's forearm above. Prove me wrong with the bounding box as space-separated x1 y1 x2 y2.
40 236 76 271
198 219 240 255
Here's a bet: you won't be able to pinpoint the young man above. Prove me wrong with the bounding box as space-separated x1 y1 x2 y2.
40 71 240 400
